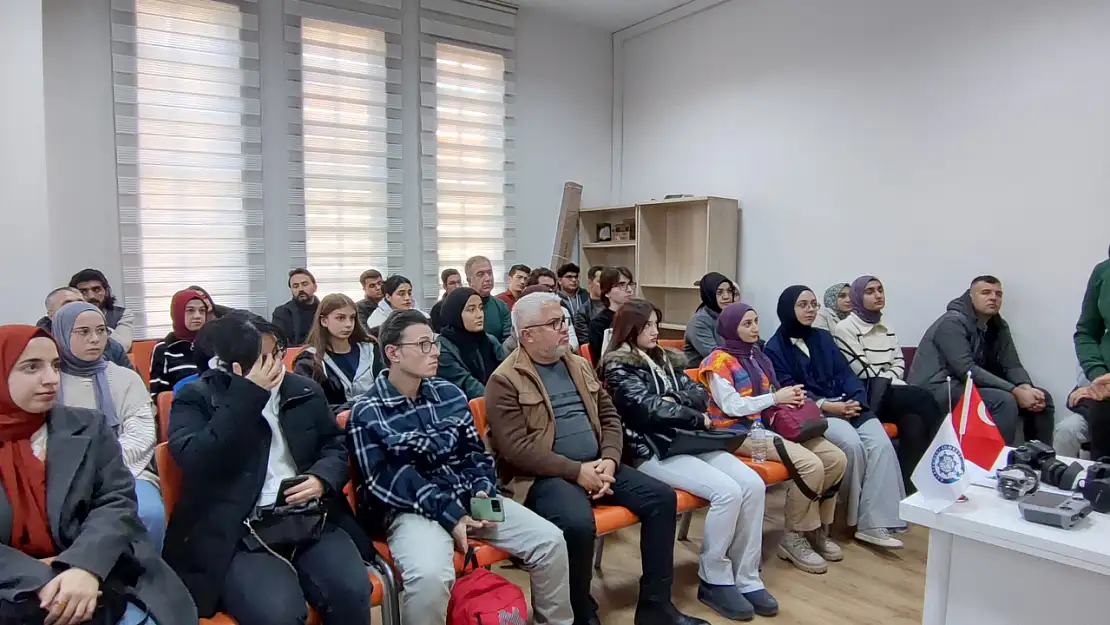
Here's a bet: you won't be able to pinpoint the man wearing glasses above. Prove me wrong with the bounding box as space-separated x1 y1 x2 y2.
486 293 708 625
347 309 573 625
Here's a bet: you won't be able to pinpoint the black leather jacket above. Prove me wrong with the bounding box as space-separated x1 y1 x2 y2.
600 346 710 462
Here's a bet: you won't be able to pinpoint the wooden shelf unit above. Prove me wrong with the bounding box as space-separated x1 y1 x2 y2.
578 196 740 333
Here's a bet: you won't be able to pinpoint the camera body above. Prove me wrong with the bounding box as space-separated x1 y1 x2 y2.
1008 440 1084 490
1007 441 1056 469
1085 460 1110 481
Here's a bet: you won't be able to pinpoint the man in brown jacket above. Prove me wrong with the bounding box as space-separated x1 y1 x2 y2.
485 292 707 625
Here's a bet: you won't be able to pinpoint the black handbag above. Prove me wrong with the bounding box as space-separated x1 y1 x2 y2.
242 499 327 553
661 428 747 459
0 580 145 625
865 376 892 414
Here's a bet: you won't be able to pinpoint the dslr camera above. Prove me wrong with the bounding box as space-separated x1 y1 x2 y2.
1008 441 1084 490
1080 458 1110 513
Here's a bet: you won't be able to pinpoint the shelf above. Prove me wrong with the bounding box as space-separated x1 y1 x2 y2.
583 241 635 249
639 283 699 290
638 196 718 208
579 204 636 213
659 322 687 331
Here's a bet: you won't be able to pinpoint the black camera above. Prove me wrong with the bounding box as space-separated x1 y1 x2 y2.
1086 458 1110 481
1008 441 1084 490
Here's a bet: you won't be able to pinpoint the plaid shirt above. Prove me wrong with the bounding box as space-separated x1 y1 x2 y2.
347 373 497 531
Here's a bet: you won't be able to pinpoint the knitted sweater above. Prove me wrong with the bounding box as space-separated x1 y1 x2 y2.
60 363 158 484
832 313 906 384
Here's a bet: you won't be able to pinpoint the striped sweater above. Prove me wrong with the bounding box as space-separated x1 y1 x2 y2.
149 337 198 401
60 363 158 483
832 312 906 384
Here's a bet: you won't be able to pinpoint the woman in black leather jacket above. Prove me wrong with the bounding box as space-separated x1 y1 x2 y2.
600 300 778 621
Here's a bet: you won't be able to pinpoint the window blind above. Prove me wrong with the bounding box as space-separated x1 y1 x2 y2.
419 0 516 306
110 0 265 339
284 0 404 300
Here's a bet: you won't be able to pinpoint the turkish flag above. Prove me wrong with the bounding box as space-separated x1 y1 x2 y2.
951 377 1007 471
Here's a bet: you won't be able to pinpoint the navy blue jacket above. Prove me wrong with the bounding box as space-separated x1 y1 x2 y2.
764 327 875 428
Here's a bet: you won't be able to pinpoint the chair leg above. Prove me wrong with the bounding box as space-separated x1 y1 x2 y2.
677 511 693 541
371 552 402 625
593 535 605 570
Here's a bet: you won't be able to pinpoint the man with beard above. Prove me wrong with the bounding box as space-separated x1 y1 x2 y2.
68 268 135 350
464 255 512 342
272 268 320 346
38 286 133 370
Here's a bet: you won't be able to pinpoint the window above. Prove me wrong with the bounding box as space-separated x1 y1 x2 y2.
290 16 402 300
111 0 264 339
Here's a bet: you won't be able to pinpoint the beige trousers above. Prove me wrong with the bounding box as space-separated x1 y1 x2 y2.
740 434 847 532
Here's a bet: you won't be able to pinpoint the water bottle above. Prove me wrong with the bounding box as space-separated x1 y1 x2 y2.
750 417 767 463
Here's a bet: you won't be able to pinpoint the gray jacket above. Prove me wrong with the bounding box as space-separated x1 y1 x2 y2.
907 291 1033 394
684 306 721 367
0 406 197 625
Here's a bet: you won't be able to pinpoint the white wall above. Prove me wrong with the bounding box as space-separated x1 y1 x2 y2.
514 8 612 269
617 0 1110 405
1 0 53 324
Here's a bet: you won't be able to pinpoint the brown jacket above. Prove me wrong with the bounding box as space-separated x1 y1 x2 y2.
484 346 623 500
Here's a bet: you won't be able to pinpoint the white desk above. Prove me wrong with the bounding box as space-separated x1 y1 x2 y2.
901 479 1110 625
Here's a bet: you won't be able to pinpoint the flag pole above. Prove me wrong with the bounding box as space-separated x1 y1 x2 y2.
957 371 974 439
946 375 953 417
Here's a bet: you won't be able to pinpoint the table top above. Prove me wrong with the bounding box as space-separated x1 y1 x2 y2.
900 453 1110 576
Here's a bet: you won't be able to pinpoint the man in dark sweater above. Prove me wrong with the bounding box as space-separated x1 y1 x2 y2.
428 267 462 331
908 275 1054 444
68 268 135 351
271 268 320 346
356 269 384 330
571 265 606 347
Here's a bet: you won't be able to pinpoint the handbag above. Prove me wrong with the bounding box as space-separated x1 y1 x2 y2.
0 580 145 625
242 499 327 553
661 427 747 458
865 376 892 415
762 400 827 442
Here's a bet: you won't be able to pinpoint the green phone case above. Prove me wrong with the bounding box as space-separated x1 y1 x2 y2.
470 496 506 522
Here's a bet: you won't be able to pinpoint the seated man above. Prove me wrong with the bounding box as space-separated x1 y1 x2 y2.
37 286 133 370
496 263 531 310
485 292 708 625
348 309 572 625
1054 367 1098 458
909 275 1054 444
429 267 462 331
356 268 384 330
571 265 606 348
68 268 135 350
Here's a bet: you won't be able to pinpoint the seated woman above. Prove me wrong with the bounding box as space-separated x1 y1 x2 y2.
812 282 850 332
294 293 384 413
698 302 847 575
0 325 196 625
684 272 737 367
366 274 424 330
149 288 209 399
435 287 506 400
53 302 165 551
587 266 634 363
764 286 906 550
601 300 778 619
164 315 371 624
833 275 944 491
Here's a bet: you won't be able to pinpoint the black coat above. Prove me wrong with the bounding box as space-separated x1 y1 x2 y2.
162 369 366 617
600 347 710 462
272 298 319 346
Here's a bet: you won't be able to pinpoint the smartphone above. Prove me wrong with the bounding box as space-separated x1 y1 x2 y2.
275 475 308 507
470 496 505 523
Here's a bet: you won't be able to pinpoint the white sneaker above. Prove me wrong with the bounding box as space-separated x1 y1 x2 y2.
855 527 904 549
777 531 828 574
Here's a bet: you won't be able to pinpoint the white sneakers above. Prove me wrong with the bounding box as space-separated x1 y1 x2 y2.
854 527 904 549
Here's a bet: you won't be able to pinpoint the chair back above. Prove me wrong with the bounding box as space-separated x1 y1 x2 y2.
657 339 684 351
283 346 304 370
468 398 487 441
902 346 917 371
130 340 158 387
576 344 593 366
154 443 182 518
684 368 698 382
156 392 173 442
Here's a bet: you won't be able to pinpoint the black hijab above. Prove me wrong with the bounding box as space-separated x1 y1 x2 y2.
775 285 814 340
440 287 500 384
698 272 733 313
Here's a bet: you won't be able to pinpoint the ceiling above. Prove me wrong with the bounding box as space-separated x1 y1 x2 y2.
516 0 695 32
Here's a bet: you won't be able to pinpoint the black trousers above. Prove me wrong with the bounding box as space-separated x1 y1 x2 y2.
220 525 372 625
525 465 678 625
877 384 945 493
1081 398 1110 461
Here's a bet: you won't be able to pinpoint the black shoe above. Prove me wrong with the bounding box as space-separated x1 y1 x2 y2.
697 582 754 621
742 589 779 617
634 601 712 625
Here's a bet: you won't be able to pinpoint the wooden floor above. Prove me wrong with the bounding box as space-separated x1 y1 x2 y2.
495 485 927 624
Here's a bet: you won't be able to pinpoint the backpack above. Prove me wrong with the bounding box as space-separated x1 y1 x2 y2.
447 548 528 625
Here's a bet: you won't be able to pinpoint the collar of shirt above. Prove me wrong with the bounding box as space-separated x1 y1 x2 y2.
371 372 445 409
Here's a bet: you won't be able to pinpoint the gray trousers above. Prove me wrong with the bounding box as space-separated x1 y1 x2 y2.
387 498 573 625
822 418 905 531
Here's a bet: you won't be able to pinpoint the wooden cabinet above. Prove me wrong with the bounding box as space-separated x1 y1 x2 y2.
578 196 740 332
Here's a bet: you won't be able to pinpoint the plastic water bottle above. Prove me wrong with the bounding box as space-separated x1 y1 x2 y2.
750 417 767 464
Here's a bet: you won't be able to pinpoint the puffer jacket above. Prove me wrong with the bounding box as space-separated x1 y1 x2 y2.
600 345 710 463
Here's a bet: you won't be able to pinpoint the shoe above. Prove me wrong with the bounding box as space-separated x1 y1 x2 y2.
777 531 827 574
634 602 711 625
855 527 904 549
892 525 910 534
697 581 754 621
742 589 779 617
807 527 844 562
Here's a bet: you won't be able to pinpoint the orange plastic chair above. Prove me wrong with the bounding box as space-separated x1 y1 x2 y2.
129 339 158 388
657 339 684 351
684 368 698 382
468 397 487 439
283 346 304 370
884 423 899 438
576 344 593 366
155 392 173 442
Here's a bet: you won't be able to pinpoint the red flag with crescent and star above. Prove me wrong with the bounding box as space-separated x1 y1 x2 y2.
951 374 1007 471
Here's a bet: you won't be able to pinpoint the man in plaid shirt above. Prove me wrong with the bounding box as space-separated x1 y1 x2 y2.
347 310 572 625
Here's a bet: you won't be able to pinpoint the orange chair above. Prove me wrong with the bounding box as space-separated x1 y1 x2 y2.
283 346 304 370
576 344 593 366
129 339 158 388
884 423 899 438
156 392 173 442
657 339 684 351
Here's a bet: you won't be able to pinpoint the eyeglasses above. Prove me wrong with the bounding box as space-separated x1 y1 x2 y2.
716 287 738 297
615 282 636 292
795 302 821 311
397 337 440 354
525 317 567 332
72 327 108 339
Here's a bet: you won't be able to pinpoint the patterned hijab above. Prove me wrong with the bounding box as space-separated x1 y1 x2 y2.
823 282 850 321
53 302 119 427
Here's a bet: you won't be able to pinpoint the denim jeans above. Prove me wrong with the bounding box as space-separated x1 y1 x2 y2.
134 479 165 552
